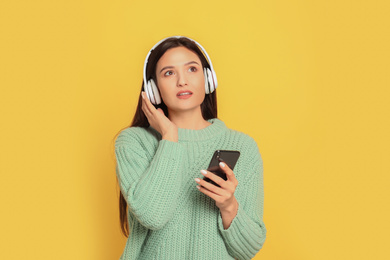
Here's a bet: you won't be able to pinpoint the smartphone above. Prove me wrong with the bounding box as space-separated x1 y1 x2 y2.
203 150 240 187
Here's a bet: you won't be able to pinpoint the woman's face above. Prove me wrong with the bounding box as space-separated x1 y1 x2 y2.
155 46 205 114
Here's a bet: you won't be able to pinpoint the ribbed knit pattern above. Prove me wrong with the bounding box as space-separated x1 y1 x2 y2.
115 118 266 260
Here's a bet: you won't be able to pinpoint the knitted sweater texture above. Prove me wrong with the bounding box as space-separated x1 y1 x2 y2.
115 118 266 260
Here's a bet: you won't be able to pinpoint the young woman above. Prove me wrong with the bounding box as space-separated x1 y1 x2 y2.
114 36 266 260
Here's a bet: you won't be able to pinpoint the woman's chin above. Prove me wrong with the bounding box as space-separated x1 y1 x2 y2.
168 104 202 114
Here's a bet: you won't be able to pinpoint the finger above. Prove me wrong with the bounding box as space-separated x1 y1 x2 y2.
196 185 221 201
200 170 227 189
141 92 150 112
141 97 150 118
141 92 153 117
219 162 237 183
156 108 165 116
142 91 156 115
195 176 225 195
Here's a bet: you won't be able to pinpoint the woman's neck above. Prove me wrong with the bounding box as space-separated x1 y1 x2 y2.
167 107 211 130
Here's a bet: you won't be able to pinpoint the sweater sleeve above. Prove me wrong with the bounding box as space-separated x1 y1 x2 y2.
217 142 267 260
115 129 185 230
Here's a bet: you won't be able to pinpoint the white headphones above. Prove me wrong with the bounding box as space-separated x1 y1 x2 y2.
143 36 218 105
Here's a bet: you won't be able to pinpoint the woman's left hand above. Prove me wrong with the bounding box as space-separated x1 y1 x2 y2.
195 162 239 212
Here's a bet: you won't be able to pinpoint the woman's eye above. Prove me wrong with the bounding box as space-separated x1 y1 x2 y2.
189 67 197 72
164 71 174 76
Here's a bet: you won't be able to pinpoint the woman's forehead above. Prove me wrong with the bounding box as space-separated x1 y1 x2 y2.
157 47 201 68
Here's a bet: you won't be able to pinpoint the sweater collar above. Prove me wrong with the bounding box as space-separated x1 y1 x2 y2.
177 118 227 142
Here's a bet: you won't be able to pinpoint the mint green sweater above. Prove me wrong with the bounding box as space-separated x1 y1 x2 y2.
115 118 266 260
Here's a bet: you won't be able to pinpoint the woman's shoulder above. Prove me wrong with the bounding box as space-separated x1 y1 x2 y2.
220 125 262 160
225 127 259 147
115 126 160 148
224 128 263 168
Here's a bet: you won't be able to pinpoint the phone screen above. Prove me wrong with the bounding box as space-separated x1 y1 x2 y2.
204 150 240 187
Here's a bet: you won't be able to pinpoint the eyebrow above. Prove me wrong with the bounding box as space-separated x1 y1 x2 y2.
159 61 200 74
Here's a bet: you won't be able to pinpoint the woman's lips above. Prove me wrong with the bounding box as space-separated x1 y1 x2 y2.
177 91 193 99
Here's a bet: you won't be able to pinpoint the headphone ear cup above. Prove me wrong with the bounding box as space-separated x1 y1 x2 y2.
204 68 210 94
211 70 218 89
150 79 161 105
145 80 155 104
206 68 215 93
144 80 151 102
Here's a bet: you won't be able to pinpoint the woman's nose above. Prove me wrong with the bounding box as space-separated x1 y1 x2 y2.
177 72 188 87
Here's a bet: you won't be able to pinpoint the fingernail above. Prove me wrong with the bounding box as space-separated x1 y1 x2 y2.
219 162 226 168
141 92 145 99
195 178 201 183
201 170 207 175
196 186 200 190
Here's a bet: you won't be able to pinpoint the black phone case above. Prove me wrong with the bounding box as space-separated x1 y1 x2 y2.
204 150 240 187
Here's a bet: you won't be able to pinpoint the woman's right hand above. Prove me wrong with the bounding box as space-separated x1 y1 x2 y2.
141 91 178 142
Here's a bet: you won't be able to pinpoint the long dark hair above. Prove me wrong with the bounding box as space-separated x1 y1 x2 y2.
114 37 218 237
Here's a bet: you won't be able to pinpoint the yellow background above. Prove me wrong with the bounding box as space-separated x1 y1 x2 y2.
1 0 389 259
